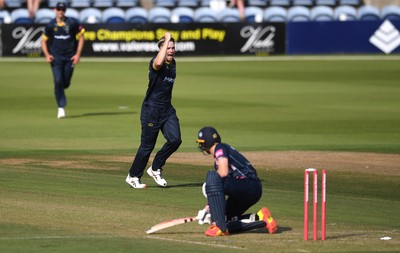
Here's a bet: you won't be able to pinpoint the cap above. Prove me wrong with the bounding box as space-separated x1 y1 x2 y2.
197 126 221 151
56 2 67 10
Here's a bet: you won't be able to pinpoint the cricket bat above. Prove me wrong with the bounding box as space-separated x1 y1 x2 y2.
146 216 197 234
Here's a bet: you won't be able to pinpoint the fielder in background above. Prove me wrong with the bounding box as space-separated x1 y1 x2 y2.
41 2 85 119
196 126 278 236
126 32 182 189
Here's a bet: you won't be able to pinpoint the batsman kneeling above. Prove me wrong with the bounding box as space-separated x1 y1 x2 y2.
196 127 278 237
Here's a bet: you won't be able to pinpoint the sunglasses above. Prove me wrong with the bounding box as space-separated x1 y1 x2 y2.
56 8 66 12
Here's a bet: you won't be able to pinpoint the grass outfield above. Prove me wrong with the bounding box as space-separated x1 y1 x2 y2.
0 56 399 252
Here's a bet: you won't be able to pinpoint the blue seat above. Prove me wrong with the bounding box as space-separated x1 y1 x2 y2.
48 0 64 8
311 6 334 21
177 0 198 7
247 0 268 7
5 0 24 8
171 7 194 22
0 9 12 24
315 0 336 6
288 6 311 22
218 8 241 22
148 7 171 23
339 0 361 6
269 0 291 7
11 8 33 24
70 0 91 8
357 5 380 21
381 5 400 21
93 0 114 8
102 7 126 23
116 0 139 8
125 7 148 23
194 7 218 22
245 6 264 22
80 8 102 23
65 8 80 23
154 0 176 7
34 8 55 23
292 0 314 6
264 6 287 22
334 5 357 21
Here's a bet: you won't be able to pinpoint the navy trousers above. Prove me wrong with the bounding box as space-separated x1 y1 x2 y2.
51 57 74 108
129 103 182 178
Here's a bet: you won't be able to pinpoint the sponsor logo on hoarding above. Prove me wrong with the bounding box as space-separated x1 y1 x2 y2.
369 20 400 54
240 26 276 53
11 26 44 56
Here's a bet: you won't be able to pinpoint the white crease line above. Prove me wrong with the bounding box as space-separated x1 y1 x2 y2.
0 235 119 240
147 235 246 250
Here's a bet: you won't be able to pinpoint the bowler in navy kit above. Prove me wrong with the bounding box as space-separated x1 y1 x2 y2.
41 2 85 119
126 32 182 189
196 127 278 236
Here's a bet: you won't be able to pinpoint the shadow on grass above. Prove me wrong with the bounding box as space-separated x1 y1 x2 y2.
66 111 136 118
147 183 203 188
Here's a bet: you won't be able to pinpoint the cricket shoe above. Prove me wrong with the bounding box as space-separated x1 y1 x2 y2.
57 107 65 119
257 207 278 234
204 225 229 237
146 166 167 187
125 174 147 189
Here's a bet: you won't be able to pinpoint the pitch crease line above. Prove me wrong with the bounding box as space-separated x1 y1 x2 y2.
147 235 246 250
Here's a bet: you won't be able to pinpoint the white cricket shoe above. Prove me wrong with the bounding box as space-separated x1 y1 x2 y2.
146 166 167 187
125 174 147 189
57 107 66 119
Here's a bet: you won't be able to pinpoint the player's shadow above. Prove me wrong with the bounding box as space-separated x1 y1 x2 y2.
242 226 292 234
148 183 203 188
68 111 136 118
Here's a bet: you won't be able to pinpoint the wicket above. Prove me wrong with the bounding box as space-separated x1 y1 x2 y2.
304 168 327 241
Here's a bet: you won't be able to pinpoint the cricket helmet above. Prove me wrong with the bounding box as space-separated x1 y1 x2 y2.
196 126 221 153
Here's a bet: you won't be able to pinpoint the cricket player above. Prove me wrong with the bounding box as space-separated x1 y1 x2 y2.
196 126 278 236
41 2 85 119
125 32 182 189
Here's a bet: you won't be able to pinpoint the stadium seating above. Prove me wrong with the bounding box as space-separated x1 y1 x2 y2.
65 8 80 23
381 5 400 21
315 0 337 6
177 0 199 7
34 8 55 23
264 6 287 22
10 8 33 24
154 0 176 8
339 0 361 6
80 7 103 23
310 6 334 21
0 9 12 24
93 0 114 8
292 0 313 7
357 5 380 21
244 6 264 22
70 0 92 8
334 5 357 21
269 0 291 7
218 8 241 22
287 6 311 22
102 7 126 23
171 7 194 22
148 7 171 23
5 0 24 8
194 7 218 22
48 0 62 8
116 0 139 8
125 7 148 23
247 0 268 8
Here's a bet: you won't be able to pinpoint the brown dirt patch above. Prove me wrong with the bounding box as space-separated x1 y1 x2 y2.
1 151 399 176
168 151 400 176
